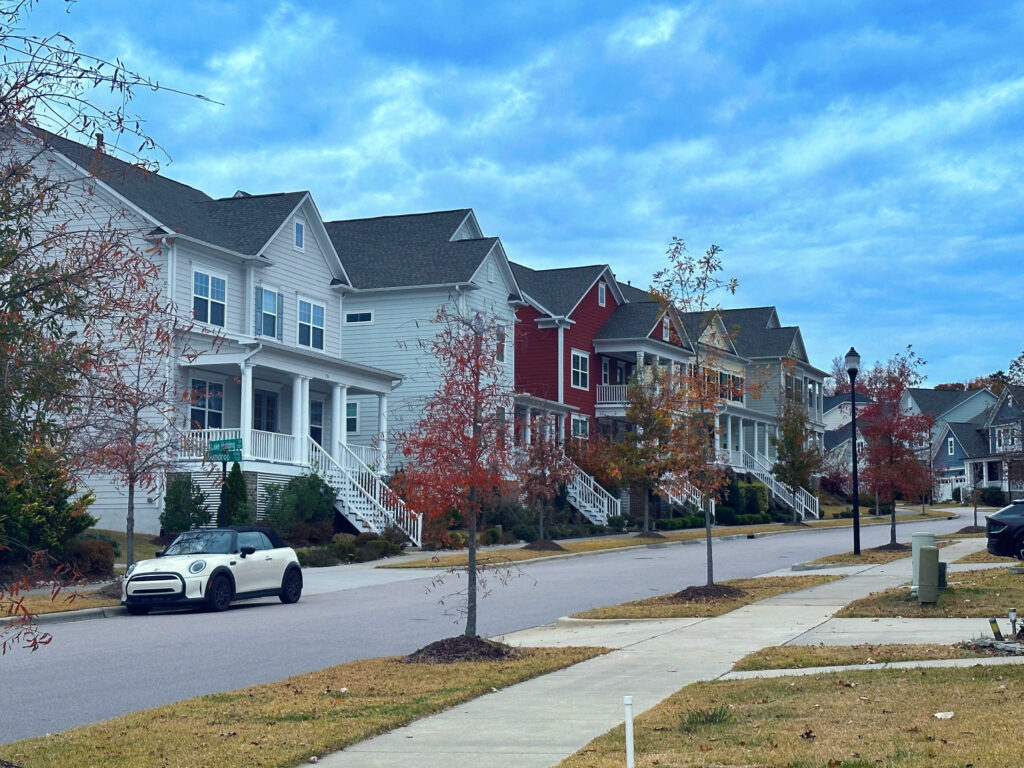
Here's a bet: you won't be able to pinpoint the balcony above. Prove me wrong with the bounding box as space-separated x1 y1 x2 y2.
596 384 628 405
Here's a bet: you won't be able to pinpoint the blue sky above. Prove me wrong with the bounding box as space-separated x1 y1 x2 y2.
22 1 1024 384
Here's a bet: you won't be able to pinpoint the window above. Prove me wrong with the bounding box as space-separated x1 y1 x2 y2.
598 281 606 307
253 389 278 432
294 220 304 250
948 436 955 456
190 379 223 429
731 375 744 402
346 402 359 434
662 316 670 341
496 323 507 363
192 270 226 327
601 358 609 385
571 350 589 390
298 298 325 350
238 531 273 552
571 414 590 439
345 311 373 325
255 286 281 339
719 371 730 398
310 400 323 445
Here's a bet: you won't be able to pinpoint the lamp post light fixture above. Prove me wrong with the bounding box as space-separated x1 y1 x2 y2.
845 346 861 555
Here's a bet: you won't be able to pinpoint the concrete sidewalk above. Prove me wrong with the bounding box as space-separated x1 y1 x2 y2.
316 537 1002 768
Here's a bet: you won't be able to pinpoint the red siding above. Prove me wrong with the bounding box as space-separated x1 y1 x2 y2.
514 304 558 402
563 278 620 420
647 314 687 348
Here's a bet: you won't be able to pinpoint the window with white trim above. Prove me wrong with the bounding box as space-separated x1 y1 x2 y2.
345 310 373 325
192 269 226 327
598 281 606 306
947 436 955 456
190 378 223 429
294 220 304 250
601 358 609 385
571 349 589 390
255 286 281 339
346 402 359 434
298 298 325 350
496 323 508 363
571 414 590 439
310 400 323 445
662 315 670 341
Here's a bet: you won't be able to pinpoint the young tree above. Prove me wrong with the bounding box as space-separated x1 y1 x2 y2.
517 416 575 543
651 237 738 588
771 394 823 523
160 474 208 536
859 346 934 546
396 307 515 638
220 462 251 527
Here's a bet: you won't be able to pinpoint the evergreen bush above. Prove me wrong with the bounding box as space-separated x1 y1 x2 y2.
160 474 209 535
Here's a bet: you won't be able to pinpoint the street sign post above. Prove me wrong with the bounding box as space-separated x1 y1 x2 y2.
206 438 242 524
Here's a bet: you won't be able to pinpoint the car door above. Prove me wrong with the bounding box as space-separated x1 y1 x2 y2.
236 531 279 592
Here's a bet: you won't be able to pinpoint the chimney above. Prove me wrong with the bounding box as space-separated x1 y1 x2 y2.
95 132 104 151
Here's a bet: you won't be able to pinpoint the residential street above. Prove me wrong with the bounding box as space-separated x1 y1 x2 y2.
1 514 967 744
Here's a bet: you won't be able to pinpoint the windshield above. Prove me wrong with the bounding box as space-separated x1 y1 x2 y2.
164 530 234 556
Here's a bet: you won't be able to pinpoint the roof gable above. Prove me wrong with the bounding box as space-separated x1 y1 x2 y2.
509 262 624 318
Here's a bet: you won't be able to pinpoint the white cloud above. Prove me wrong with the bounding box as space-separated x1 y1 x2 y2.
607 6 683 50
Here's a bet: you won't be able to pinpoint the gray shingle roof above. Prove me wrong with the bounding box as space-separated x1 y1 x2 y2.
946 422 989 458
594 302 693 352
509 262 608 317
324 211 499 289
824 422 855 451
823 392 872 412
906 388 977 418
718 307 806 360
616 281 654 303
35 129 309 256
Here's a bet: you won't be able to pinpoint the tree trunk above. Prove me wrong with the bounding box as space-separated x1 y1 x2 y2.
792 487 799 525
705 497 714 587
126 480 136 567
465 489 478 638
538 502 545 541
889 493 897 546
642 490 649 533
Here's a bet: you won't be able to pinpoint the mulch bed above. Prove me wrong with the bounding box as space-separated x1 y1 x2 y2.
634 531 667 539
94 581 123 599
403 635 521 664
1 759 25 768
522 540 567 552
671 584 745 602
958 525 986 534
872 542 911 552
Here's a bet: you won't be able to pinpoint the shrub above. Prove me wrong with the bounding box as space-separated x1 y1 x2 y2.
328 533 358 561
607 515 627 532
76 531 121 559
358 538 402 561
715 505 737 525
296 548 341 568
290 520 333 545
734 513 771 526
484 526 502 545
511 524 538 543
981 487 1005 506
951 486 962 503
65 539 114 578
738 483 769 515
219 462 250 527
160 474 209 535
380 525 410 548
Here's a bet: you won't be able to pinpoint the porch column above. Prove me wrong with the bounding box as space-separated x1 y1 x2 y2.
377 393 388 471
763 423 770 458
300 377 311 464
332 384 346 461
558 414 566 443
291 374 304 463
726 415 733 456
240 363 253 460
738 418 745 457
524 408 533 445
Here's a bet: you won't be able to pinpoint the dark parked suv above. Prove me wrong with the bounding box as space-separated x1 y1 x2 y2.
986 501 1024 559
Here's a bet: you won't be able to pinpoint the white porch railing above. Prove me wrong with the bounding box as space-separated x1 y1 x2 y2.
250 429 296 463
664 479 716 522
596 384 628 405
742 450 819 519
309 438 421 546
346 443 379 469
565 457 620 526
182 428 242 459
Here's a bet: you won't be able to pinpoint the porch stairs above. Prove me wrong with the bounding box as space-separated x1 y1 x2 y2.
565 458 620 526
308 438 422 546
741 450 819 520
664 479 716 522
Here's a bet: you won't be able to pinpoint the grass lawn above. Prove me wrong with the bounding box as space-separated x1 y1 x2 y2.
570 575 839 620
0 647 603 768
836 567 1024 618
955 548 1015 564
87 527 163 562
557 664 1024 768
385 512 946 570
731 642 990 671
805 540 952 567
14 589 120 616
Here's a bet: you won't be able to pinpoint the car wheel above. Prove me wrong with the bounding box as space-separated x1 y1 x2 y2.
207 575 232 612
126 605 150 616
1016 537 1024 561
279 569 302 604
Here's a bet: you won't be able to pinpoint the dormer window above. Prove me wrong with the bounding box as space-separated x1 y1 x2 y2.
294 220 305 250
598 282 606 306
948 436 955 455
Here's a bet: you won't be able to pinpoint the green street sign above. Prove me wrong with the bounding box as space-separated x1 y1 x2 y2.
207 438 242 463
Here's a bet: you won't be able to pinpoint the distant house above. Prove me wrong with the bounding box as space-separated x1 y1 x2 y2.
822 391 872 431
901 387 997 448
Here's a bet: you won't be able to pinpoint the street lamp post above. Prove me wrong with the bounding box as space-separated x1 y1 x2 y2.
845 347 861 555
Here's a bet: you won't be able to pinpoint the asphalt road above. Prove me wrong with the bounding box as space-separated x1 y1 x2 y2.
0 512 970 744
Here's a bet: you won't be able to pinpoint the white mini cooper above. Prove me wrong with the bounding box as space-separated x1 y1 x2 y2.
122 526 303 614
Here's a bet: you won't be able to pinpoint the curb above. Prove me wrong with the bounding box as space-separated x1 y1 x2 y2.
1 605 125 628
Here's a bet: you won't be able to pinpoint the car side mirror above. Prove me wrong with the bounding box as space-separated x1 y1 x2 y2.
155 551 164 558
240 546 256 557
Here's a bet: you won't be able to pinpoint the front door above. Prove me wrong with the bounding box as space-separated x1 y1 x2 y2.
253 389 278 432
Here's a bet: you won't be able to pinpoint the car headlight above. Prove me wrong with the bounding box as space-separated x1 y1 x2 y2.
189 559 207 574
126 563 136 577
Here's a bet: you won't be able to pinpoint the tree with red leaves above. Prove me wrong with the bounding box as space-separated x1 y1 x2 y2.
516 415 575 542
859 346 934 546
395 307 515 638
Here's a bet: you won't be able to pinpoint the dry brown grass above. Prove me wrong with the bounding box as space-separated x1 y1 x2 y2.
956 549 1015 564
837 567 1024 618
557 664 1024 768
0 647 603 768
732 642 989 671
571 575 839 619
385 512 944 570
15 590 120 615
806 540 952 567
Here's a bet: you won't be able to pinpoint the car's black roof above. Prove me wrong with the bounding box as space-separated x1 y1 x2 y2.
177 526 287 549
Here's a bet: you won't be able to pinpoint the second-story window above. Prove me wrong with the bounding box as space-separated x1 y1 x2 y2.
598 281 606 306
294 220 304 250
345 310 374 325
496 323 507 363
256 286 282 339
731 374 744 402
601 358 609 385
662 316 670 341
571 350 589 390
948 436 955 456
193 269 226 327
298 298 325 350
